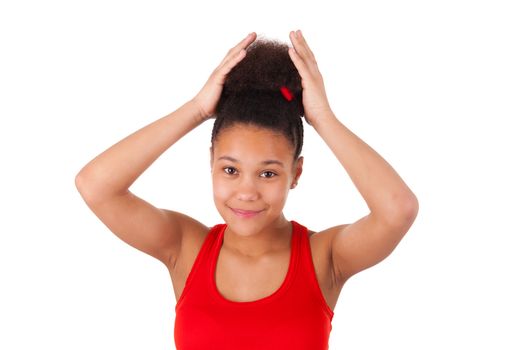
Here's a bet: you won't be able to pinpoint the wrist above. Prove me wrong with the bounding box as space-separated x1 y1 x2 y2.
189 98 210 124
309 108 337 129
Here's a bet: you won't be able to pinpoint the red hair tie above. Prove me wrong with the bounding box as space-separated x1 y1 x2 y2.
280 86 294 101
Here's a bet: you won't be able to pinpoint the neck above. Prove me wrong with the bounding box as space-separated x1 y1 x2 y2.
222 215 292 257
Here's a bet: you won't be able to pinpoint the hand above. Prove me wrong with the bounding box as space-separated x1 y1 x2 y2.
192 32 257 122
288 30 333 126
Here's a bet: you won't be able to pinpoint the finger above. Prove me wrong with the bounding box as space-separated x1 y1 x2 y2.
288 46 312 81
289 30 311 59
219 32 256 66
221 48 247 76
212 48 247 85
290 30 317 67
296 30 316 58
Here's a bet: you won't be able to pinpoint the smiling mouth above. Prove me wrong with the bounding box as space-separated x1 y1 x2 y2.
229 207 264 218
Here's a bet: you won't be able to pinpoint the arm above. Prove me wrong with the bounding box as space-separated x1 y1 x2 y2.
288 30 418 284
75 32 258 268
75 100 209 268
75 100 205 199
310 112 418 221
311 111 419 283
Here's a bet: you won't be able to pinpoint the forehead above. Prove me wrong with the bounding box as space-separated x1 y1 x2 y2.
213 124 293 160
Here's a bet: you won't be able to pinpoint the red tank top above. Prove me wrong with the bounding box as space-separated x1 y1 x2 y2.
174 220 334 349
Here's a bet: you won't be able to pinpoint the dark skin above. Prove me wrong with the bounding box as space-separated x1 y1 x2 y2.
194 30 418 283
210 123 303 257
76 30 417 305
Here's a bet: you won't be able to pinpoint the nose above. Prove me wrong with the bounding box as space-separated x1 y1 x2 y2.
236 177 260 201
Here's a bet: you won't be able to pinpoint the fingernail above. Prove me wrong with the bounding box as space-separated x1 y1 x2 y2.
298 30 302 37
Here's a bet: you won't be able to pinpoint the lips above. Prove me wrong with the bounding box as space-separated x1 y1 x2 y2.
230 207 264 218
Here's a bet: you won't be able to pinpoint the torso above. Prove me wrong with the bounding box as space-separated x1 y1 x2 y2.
167 224 344 313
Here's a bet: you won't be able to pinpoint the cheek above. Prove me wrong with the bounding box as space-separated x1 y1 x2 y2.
212 176 231 202
265 181 289 204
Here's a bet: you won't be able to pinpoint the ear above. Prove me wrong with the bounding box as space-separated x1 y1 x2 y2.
291 156 304 188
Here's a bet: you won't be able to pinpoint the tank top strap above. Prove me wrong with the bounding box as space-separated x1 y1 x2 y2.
174 220 334 321
290 220 335 320
207 221 299 307
175 223 225 310
174 221 334 349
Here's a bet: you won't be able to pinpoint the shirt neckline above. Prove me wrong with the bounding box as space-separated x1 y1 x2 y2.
210 220 299 306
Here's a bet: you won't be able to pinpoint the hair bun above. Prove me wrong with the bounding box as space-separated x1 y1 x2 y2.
213 36 305 161
224 37 302 96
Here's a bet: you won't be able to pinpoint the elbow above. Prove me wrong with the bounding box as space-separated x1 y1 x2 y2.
75 172 94 202
402 194 419 219
379 194 419 228
75 164 93 192
395 195 419 228
75 171 104 203
75 167 95 193
75 170 128 204
75 172 86 193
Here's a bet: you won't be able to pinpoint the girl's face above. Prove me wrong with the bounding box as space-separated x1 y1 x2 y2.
210 124 303 235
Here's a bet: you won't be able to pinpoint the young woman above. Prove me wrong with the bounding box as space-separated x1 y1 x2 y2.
75 30 418 349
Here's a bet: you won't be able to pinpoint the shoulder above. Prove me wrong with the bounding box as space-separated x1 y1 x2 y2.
177 220 227 258
295 220 345 244
299 222 345 290
162 210 212 268
304 224 347 256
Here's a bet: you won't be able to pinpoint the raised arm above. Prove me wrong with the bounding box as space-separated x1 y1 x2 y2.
288 29 419 285
74 100 209 268
75 32 257 268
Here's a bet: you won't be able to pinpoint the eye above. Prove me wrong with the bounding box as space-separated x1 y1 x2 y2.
223 167 238 175
261 171 277 178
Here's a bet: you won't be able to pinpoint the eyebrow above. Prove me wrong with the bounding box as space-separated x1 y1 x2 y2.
217 156 285 168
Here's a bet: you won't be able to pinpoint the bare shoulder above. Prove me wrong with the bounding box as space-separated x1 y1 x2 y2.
307 224 348 251
322 212 417 286
309 221 372 287
162 209 210 269
305 224 348 290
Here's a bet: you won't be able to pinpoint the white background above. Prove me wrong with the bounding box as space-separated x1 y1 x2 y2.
1 0 524 349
